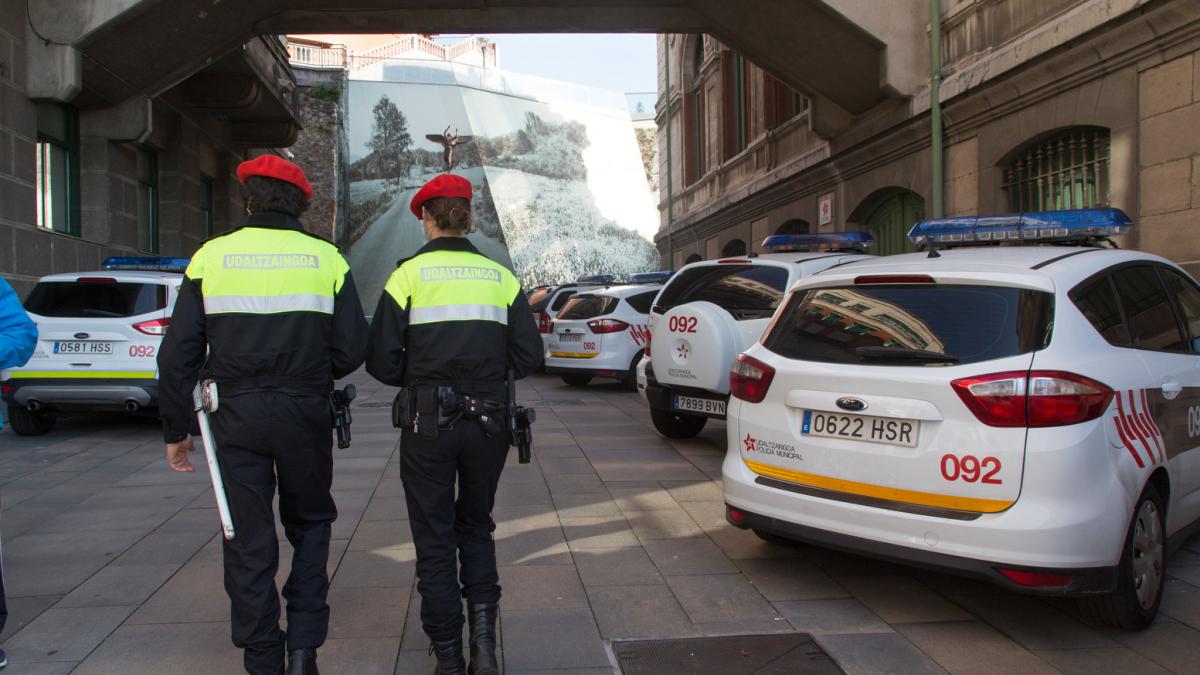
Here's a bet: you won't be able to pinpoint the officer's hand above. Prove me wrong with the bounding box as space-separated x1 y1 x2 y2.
167 436 196 473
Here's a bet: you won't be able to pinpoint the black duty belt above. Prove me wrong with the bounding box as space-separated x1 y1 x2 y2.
217 376 330 397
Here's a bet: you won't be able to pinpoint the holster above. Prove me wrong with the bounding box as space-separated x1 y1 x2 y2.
392 388 415 429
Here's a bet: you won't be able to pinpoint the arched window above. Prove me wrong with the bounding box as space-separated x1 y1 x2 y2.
683 35 706 185
722 239 747 257
1004 127 1110 212
848 188 924 257
775 219 809 235
685 253 703 265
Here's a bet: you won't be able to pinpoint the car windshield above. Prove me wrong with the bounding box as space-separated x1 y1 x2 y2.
653 265 788 319
762 284 1054 366
528 287 553 313
24 280 167 318
557 294 618 320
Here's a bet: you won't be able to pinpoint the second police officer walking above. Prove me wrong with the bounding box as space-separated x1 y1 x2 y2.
158 156 368 675
367 174 543 675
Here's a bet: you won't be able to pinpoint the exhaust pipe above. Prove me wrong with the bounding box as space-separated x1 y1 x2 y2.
26 400 41 412
124 400 141 413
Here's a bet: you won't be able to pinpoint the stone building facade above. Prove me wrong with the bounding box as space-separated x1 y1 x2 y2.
0 0 300 296
657 0 1200 278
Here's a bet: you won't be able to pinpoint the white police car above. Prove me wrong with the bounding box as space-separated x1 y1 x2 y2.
544 272 669 388
642 235 873 438
1 257 186 435
723 209 1200 628
529 275 621 359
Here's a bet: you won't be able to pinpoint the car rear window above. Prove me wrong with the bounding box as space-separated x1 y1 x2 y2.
558 294 618 320
624 290 658 314
762 284 1054 366
528 287 553 313
24 280 167 318
653 265 788 319
550 289 579 312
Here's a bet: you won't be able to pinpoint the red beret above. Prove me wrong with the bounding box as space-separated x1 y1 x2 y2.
236 155 313 199
410 174 473 220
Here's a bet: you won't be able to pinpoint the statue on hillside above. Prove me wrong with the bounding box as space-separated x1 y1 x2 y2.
425 126 474 171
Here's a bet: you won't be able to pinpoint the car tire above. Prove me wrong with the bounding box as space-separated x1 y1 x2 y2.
7 405 55 436
624 357 640 392
561 373 593 387
1079 482 1165 630
650 407 707 438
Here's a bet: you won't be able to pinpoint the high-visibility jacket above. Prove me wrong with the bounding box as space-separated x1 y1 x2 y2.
366 236 543 397
158 211 368 443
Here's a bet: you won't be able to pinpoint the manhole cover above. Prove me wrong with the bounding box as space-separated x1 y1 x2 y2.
613 634 841 674
528 398 587 406
358 401 392 408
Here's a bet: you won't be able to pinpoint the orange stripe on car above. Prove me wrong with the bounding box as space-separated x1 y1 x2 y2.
743 459 1015 514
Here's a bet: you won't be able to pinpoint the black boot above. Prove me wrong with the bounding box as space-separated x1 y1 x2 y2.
286 648 319 675
467 603 499 675
430 638 466 675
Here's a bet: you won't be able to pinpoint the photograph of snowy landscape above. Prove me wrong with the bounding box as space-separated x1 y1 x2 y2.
346 65 659 309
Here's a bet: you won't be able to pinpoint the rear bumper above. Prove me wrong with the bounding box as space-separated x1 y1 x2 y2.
2 377 158 411
545 349 634 380
644 366 727 419
726 503 1118 595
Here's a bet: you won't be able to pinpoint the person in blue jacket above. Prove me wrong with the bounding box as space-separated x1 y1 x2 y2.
0 275 36 669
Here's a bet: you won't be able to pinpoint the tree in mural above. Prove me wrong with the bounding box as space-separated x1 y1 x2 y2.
367 94 412 185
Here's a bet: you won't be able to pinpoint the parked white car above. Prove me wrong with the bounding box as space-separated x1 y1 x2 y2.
544 275 667 388
1 257 186 435
723 208 1199 629
642 235 873 438
528 275 620 359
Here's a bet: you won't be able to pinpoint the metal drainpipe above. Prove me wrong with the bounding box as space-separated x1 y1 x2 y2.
664 34 675 269
931 0 944 218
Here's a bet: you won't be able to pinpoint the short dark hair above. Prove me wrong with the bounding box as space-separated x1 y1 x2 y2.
241 175 310 217
423 196 472 233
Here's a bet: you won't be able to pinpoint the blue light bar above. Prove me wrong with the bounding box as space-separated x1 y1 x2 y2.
762 232 874 253
577 274 617 284
627 271 674 284
908 208 1132 247
102 256 190 272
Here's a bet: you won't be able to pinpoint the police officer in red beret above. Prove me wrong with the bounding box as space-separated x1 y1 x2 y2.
366 174 543 674
159 155 368 675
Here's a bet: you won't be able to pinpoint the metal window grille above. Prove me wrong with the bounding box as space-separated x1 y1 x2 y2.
1005 128 1110 212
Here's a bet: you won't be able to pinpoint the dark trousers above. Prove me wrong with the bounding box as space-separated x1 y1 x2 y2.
210 392 337 675
401 421 510 642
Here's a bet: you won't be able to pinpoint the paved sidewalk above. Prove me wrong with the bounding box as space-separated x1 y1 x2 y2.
0 371 1199 674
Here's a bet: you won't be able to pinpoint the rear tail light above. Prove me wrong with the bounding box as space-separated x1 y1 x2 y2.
645 319 653 356
951 370 1113 428
730 353 776 403
997 568 1072 588
133 318 170 336
587 319 629 334
1 384 10 396
726 506 747 525
77 277 117 283
537 312 552 334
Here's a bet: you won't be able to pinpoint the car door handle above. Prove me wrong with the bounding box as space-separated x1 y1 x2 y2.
1162 380 1183 399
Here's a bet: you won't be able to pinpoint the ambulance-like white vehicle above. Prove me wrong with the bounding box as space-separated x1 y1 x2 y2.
2 257 186 435
723 209 1200 628
641 235 873 438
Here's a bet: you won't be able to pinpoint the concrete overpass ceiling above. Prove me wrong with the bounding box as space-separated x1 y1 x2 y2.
67 0 919 123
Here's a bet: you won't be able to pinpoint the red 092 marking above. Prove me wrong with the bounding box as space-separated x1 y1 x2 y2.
668 316 698 333
128 345 156 358
940 454 1002 484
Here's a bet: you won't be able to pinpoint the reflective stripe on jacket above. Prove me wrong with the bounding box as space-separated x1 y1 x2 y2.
157 211 369 443
366 236 543 397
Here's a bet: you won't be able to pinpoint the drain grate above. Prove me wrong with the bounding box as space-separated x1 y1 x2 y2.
526 398 588 406
613 634 841 674
358 401 392 408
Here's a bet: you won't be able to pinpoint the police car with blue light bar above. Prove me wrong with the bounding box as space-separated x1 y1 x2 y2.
1 257 188 435
723 208 1200 628
638 233 874 438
